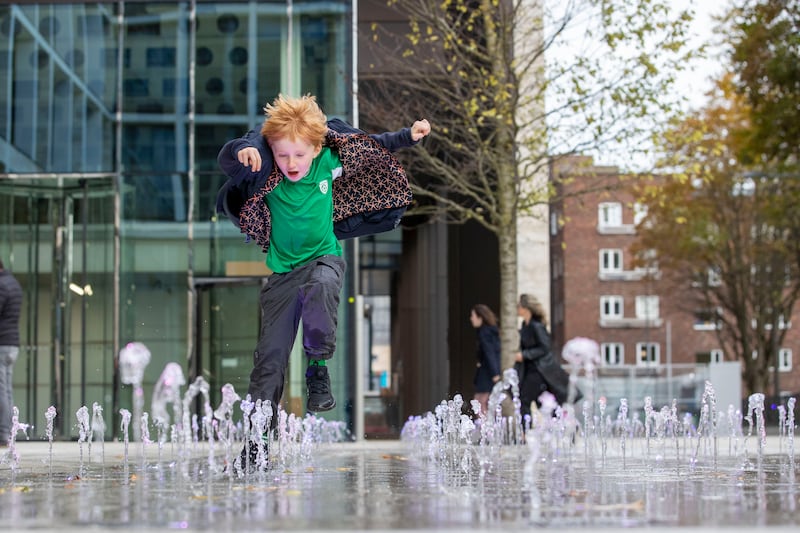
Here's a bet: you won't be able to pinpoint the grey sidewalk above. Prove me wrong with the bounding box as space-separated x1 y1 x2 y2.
0 438 798 531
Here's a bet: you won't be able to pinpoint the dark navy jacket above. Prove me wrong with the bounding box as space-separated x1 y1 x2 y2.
474 324 502 393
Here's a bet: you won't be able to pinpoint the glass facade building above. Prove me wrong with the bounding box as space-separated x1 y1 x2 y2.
0 1 356 438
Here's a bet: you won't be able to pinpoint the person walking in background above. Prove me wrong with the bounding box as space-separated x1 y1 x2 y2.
514 293 582 424
0 258 22 446
469 304 501 416
514 294 553 422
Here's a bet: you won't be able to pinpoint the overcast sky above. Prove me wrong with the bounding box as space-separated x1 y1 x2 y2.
679 0 732 110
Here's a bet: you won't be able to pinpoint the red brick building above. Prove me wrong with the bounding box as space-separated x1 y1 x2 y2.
549 156 800 413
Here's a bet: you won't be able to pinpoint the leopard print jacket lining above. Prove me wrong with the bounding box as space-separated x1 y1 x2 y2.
237 129 413 254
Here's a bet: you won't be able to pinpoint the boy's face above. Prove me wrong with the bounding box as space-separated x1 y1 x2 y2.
270 137 322 182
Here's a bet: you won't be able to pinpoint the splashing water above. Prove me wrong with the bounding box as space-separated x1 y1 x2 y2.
92 402 105 464
787 397 797 461
213 383 241 468
119 408 132 466
151 362 186 434
398 363 799 518
119 342 151 441
76 405 90 471
9 332 796 524
6 406 31 473
181 376 212 448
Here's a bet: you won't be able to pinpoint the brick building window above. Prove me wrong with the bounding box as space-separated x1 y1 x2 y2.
600 295 623 319
599 249 623 273
601 343 624 366
779 348 792 372
598 202 622 228
635 295 659 319
694 308 722 330
636 342 659 366
696 349 724 363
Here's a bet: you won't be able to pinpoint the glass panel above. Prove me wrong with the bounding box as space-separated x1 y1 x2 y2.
196 5 258 116
123 3 183 115
122 123 188 222
0 178 115 438
298 12 350 115
3 4 118 173
197 281 261 407
254 15 282 110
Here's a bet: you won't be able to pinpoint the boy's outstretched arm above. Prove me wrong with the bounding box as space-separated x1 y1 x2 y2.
364 118 431 152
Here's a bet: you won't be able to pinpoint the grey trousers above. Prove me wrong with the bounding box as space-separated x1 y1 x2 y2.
247 255 345 413
0 345 19 443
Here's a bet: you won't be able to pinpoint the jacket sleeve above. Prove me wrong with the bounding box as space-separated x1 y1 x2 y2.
521 321 551 362
327 117 418 152
216 128 274 186
368 128 417 152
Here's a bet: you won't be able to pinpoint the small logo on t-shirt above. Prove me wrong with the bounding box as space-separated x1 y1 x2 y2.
319 180 329 195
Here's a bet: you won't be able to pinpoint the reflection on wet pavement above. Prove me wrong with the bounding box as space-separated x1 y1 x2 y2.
0 437 798 531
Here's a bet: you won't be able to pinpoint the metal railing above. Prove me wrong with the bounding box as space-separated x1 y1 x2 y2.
570 363 711 417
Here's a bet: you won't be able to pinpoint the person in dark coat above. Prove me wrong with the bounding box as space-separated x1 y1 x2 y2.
0 258 22 445
469 304 502 416
514 294 553 422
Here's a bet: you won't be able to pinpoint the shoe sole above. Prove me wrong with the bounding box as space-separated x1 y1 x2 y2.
307 398 336 413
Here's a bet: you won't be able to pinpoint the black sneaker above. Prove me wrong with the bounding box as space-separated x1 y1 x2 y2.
306 365 336 412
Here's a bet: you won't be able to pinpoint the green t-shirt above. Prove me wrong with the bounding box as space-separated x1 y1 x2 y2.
265 147 343 273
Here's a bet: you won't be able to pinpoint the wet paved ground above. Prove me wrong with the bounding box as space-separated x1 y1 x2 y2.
1 436 798 532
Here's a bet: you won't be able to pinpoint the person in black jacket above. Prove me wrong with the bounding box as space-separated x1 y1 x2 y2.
514 294 552 422
217 94 429 472
469 304 501 416
0 258 22 445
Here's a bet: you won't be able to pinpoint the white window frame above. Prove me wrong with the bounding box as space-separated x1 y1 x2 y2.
779 348 792 372
599 249 623 273
601 343 624 366
636 342 660 366
762 314 791 330
598 202 623 228
710 349 724 363
600 295 623 319
635 295 660 320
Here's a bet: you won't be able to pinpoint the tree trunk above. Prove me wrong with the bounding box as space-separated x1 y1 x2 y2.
498 225 518 372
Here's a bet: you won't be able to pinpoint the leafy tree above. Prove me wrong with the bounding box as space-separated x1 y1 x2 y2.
359 0 697 369
725 0 800 167
634 76 800 397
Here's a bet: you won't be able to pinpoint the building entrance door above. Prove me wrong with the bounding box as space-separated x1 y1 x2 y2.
0 176 116 437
